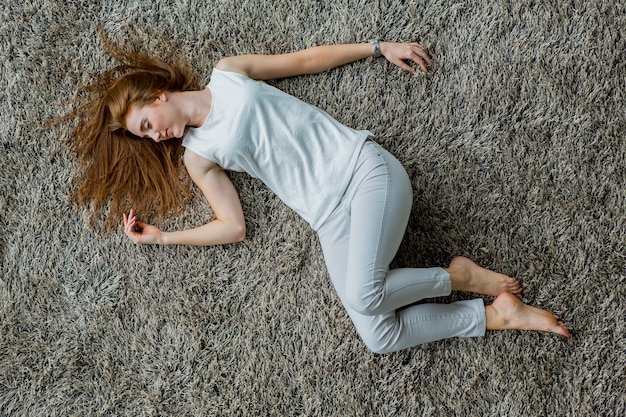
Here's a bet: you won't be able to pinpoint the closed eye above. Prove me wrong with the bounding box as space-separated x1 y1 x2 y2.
140 119 151 139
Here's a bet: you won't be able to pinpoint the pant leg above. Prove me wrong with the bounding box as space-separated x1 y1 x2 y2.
345 142 449 315
317 142 486 354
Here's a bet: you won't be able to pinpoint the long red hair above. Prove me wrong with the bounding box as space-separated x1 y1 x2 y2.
64 29 200 231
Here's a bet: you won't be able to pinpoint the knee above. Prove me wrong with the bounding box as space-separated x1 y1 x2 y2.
362 339 395 355
345 270 389 316
355 318 402 354
345 288 385 317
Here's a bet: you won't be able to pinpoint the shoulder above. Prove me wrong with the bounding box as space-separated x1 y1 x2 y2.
184 148 218 177
209 64 256 89
215 57 248 76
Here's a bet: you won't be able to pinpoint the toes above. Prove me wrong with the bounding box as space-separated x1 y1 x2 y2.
506 279 523 295
556 324 570 338
548 315 570 337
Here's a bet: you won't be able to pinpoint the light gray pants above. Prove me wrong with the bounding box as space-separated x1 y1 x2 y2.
317 141 486 354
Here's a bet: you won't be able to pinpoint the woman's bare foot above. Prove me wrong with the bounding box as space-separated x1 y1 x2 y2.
485 292 570 337
446 256 523 298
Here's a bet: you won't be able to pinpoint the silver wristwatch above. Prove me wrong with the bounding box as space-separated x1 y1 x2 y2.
369 38 381 58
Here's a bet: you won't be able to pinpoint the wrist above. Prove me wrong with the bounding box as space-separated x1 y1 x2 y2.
158 231 170 245
369 38 381 58
378 41 389 57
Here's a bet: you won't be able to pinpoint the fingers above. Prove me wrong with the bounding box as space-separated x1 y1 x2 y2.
123 208 140 238
123 208 133 225
393 58 417 74
406 43 434 74
411 43 434 66
122 208 154 245
384 42 434 74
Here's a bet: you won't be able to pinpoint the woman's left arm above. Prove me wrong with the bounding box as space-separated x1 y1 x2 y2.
216 41 433 80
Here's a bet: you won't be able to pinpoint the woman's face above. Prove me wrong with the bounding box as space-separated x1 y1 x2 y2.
125 92 185 142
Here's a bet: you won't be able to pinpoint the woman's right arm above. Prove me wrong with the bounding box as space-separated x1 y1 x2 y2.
216 41 433 81
123 150 245 246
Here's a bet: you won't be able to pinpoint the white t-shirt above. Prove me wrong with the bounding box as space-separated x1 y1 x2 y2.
183 68 371 230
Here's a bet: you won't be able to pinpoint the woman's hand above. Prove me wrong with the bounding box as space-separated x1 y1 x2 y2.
379 41 434 75
123 208 163 245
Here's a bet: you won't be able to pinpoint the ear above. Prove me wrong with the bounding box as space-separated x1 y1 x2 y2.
156 92 168 102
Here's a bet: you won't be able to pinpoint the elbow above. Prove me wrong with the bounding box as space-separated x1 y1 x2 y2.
232 222 246 243
302 48 322 74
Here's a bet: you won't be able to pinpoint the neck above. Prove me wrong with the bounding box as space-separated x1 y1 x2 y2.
175 89 212 128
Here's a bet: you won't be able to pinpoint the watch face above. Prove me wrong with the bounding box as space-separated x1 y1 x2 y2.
370 39 381 57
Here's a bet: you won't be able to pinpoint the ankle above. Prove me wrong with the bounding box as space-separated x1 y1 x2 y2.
485 305 506 330
447 261 469 291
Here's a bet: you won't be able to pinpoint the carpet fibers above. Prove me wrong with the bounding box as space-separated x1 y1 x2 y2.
1 1 625 416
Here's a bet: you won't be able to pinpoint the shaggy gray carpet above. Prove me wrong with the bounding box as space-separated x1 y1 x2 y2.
1 0 625 415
